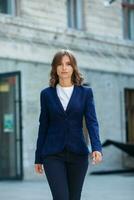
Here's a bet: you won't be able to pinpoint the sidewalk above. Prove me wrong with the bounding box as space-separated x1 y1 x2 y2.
0 173 134 200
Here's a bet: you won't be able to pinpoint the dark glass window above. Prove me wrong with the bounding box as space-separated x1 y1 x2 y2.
67 0 84 30
0 0 16 15
122 0 134 40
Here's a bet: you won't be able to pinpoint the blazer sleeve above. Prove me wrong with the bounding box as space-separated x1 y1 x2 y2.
35 90 49 164
84 88 103 155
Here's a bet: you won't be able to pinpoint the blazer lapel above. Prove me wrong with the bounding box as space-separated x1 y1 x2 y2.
52 85 78 116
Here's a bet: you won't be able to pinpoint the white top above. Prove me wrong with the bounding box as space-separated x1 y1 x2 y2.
56 83 74 111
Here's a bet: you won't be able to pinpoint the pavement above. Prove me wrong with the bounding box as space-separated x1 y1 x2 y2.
0 173 134 200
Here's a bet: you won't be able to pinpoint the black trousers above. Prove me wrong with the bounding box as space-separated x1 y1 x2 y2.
43 147 89 200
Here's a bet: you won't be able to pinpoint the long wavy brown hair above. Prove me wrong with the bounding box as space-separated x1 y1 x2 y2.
49 49 84 87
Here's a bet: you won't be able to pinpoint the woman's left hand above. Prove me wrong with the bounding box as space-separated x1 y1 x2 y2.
91 151 103 165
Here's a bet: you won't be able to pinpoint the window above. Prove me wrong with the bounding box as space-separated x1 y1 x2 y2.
122 0 134 40
0 0 16 15
125 89 134 143
67 0 84 30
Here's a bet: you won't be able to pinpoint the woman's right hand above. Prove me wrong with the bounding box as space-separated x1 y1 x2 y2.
34 164 44 174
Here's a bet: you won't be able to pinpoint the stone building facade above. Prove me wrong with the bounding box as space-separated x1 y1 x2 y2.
0 0 134 180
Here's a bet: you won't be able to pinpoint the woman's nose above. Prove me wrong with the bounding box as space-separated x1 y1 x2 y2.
62 65 67 70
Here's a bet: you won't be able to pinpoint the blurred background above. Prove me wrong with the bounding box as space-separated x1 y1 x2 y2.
0 0 134 199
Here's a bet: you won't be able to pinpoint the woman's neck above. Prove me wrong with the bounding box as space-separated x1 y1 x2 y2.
58 80 73 87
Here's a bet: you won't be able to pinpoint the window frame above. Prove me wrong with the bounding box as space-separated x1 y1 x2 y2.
0 0 19 16
67 0 85 30
122 0 134 40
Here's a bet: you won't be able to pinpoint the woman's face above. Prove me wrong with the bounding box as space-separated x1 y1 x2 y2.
56 55 73 81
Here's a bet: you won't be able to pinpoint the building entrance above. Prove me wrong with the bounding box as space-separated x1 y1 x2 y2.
0 72 23 180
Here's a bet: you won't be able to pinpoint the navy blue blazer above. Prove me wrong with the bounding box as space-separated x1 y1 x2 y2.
35 84 102 164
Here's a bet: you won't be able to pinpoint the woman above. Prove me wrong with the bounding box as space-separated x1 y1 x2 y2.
34 49 103 200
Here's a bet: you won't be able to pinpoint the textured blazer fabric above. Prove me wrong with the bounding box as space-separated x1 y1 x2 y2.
35 85 102 164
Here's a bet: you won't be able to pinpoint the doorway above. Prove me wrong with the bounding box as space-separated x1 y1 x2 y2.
0 72 23 180
125 89 134 144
